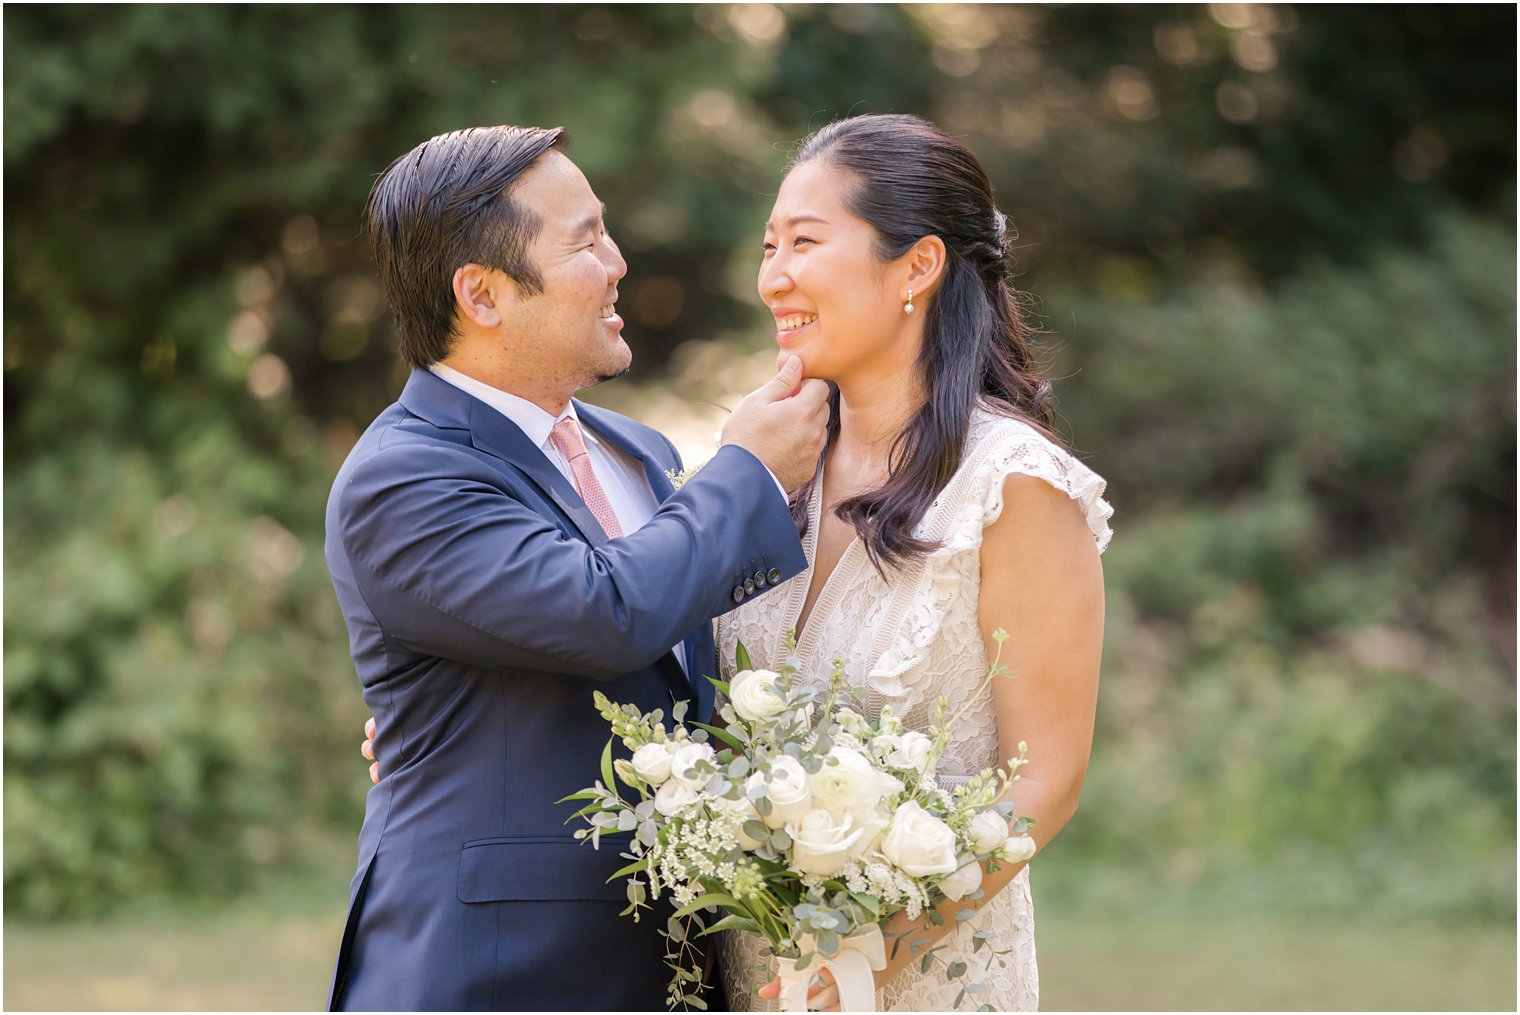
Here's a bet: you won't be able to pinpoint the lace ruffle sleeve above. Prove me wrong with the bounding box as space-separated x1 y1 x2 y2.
971 414 1114 553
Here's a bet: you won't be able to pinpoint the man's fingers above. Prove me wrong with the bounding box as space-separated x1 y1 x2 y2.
365 716 376 739
368 761 379 784
794 377 830 406
811 984 841 1010
758 355 804 401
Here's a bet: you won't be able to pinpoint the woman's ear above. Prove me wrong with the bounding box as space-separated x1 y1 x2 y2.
902 234 947 300
451 264 503 329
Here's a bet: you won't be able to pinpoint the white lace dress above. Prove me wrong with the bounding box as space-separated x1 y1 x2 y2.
716 407 1113 1012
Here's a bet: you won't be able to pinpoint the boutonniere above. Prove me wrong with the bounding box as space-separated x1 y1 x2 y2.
664 463 705 491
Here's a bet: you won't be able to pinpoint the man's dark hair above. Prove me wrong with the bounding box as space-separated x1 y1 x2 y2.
364 125 568 367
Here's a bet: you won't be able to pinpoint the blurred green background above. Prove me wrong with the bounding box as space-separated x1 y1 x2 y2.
5 4 1515 1010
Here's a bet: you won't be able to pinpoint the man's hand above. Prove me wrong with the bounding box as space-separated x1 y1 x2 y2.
720 355 830 493
758 967 840 1011
362 715 378 784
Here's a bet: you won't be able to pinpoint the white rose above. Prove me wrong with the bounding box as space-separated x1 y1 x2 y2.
630 742 675 785
939 853 984 902
881 731 934 774
834 708 871 739
969 810 1010 854
846 814 890 860
669 742 716 790
1001 833 1038 863
881 800 959 876
749 755 812 829
809 746 900 819
654 778 700 817
729 668 788 722
787 809 864 878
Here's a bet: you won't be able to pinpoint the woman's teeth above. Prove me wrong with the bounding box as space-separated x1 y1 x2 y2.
778 314 818 330
600 305 616 319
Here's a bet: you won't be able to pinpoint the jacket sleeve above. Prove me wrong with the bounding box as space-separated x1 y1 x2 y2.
335 441 805 679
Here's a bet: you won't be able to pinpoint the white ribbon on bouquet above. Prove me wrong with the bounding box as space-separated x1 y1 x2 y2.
778 924 888 1012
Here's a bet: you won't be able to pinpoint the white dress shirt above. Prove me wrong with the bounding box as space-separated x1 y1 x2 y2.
428 363 687 674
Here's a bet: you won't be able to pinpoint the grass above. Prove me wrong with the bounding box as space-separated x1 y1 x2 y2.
6 892 1513 1011
1038 911 1515 1011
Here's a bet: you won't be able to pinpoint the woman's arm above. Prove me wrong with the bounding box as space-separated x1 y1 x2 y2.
869 471 1105 987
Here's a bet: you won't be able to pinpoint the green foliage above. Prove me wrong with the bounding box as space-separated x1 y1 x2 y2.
1046 216 1515 921
3 436 359 918
3 5 1514 921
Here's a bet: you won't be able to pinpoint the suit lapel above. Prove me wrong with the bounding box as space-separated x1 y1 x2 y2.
578 400 711 708
400 371 703 705
399 369 611 546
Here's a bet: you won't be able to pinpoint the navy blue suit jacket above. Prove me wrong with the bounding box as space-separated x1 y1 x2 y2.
324 368 804 1010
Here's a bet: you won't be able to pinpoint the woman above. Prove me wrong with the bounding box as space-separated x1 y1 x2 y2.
719 113 1111 1011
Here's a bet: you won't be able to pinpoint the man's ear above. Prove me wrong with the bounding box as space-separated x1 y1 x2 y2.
452 264 504 329
902 235 947 300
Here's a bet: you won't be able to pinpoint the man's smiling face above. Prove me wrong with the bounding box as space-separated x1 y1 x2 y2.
500 150 631 392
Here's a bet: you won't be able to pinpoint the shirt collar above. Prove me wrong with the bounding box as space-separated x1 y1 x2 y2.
428 363 593 451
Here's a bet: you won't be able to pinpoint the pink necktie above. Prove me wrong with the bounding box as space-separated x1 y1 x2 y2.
548 417 624 538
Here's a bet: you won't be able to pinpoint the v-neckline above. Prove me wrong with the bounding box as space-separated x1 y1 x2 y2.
784 477 862 666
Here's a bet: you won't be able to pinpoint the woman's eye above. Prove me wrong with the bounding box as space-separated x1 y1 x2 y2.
793 236 815 248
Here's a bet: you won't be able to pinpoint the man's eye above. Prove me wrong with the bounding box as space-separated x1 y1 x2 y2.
761 241 776 253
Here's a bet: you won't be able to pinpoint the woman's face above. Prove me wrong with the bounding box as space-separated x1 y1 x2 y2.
758 160 916 383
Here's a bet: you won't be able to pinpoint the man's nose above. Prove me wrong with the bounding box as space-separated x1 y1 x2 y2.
603 235 628 281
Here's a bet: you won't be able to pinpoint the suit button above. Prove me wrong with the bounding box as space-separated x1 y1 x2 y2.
744 577 756 595
732 585 746 603
753 569 767 589
768 567 782 584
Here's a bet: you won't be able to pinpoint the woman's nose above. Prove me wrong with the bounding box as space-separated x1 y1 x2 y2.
758 256 791 301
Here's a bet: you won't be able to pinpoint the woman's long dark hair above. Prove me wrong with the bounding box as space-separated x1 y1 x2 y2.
787 114 1058 572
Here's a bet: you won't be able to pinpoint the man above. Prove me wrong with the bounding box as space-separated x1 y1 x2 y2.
325 125 826 1011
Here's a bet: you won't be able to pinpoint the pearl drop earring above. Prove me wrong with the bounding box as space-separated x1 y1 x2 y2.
904 289 915 314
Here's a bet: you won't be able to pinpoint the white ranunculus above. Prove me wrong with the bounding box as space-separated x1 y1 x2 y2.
969 810 1010 854
669 742 716 789
654 778 700 817
630 742 675 785
883 731 935 775
1001 833 1038 863
729 668 788 722
787 809 864 878
881 800 959 876
750 755 812 829
939 853 984 902
809 746 899 819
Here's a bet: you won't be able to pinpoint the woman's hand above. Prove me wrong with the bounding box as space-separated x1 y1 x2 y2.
362 715 377 783
757 966 840 1011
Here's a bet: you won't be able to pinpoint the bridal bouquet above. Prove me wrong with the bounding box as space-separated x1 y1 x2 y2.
562 631 1034 1012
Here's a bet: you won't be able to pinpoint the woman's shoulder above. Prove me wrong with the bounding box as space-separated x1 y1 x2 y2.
962 401 1114 551
964 401 1079 474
